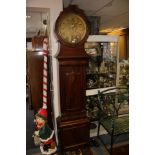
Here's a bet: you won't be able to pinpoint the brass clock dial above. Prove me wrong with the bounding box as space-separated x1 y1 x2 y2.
57 13 87 44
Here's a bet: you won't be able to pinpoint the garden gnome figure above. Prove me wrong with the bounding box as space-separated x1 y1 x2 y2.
33 108 57 155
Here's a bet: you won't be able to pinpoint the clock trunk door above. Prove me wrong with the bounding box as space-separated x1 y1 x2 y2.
59 59 87 121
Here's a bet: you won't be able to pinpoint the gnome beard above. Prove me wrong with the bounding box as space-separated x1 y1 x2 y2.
33 108 57 154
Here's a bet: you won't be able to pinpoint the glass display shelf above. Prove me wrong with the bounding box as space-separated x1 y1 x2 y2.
118 60 129 87
85 35 119 121
85 35 119 90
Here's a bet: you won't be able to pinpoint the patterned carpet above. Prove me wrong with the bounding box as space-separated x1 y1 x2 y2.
65 149 83 155
27 136 128 155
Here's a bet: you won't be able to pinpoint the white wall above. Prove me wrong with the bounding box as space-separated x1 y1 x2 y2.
26 0 63 143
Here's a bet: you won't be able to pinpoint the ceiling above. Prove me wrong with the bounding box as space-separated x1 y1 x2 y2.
26 0 129 37
63 0 129 30
26 7 49 37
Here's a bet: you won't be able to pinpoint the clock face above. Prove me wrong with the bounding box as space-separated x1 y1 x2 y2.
57 13 87 44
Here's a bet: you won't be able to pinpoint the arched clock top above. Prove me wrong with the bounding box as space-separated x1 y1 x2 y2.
55 5 90 47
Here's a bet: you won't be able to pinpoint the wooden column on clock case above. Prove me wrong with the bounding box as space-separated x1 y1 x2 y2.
55 5 90 152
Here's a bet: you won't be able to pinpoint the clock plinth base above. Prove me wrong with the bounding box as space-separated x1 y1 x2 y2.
57 117 90 153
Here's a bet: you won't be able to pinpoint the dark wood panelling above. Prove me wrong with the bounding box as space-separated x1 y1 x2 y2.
26 51 43 112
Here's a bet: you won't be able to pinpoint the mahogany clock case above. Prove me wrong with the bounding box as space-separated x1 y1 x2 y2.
55 5 91 153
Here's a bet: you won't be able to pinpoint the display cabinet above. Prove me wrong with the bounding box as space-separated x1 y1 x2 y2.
85 35 120 123
85 35 119 91
118 60 129 87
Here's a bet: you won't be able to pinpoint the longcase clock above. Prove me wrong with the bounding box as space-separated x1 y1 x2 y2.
55 5 91 153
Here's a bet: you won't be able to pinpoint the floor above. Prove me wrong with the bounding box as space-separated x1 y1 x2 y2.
113 144 129 155
26 103 129 155
26 102 36 151
90 136 129 155
27 141 128 155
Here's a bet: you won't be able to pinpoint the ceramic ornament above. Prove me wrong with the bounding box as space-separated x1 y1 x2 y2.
33 37 57 155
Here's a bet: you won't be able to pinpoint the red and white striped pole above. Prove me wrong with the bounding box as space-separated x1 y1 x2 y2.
33 37 57 154
42 37 48 109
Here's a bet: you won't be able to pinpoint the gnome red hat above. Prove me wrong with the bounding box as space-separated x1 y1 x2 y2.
36 108 48 120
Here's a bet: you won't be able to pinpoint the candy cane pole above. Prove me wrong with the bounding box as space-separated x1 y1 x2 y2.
42 37 48 109
33 37 57 155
